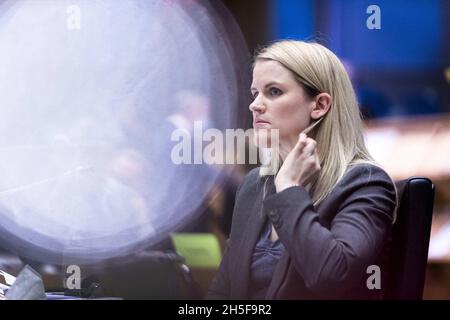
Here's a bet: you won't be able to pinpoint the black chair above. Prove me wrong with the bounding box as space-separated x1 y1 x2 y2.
384 177 435 299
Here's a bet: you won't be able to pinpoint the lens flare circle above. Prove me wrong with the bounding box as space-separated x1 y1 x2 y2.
0 0 247 263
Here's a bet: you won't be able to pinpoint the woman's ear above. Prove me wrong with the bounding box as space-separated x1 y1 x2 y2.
310 93 332 120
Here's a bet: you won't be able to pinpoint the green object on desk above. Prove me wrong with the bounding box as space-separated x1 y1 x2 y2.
171 233 221 268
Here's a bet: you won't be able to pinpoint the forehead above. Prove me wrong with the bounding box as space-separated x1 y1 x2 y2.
251 59 296 86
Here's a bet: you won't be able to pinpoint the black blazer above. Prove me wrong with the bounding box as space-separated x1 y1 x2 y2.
207 164 397 299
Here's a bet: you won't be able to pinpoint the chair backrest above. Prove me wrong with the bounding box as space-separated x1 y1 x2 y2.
384 177 435 299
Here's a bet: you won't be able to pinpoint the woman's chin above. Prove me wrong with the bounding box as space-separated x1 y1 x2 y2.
252 128 280 149
252 132 273 149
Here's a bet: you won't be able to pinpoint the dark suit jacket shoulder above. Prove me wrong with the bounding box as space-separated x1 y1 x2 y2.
207 163 397 299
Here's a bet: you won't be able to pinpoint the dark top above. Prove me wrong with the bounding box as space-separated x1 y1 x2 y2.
207 164 397 299
249 218 285 300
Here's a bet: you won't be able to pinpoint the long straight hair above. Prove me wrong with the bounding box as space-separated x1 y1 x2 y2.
255 40 397 219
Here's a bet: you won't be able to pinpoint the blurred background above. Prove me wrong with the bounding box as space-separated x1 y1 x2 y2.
0 0 449 300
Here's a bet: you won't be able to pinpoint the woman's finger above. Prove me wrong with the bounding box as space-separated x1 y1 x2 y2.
293 133 308 154
313 148 321 169
301 138 317 158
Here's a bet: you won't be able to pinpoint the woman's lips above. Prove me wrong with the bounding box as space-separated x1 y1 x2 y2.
253 120 271 128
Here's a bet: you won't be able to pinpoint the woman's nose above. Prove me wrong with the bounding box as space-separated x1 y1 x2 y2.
249 98 265 113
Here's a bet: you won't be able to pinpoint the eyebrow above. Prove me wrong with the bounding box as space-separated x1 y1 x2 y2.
250 81 283 92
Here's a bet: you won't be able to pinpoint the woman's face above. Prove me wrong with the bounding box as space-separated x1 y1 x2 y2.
250 59 314 153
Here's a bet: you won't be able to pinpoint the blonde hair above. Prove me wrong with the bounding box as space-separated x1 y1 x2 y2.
255 40 397 219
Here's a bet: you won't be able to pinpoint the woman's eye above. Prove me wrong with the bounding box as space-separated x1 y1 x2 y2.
269 87 282 96
252 91 258 99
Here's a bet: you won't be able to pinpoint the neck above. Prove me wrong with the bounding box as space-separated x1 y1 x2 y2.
279 149 288 162
278 139 297 161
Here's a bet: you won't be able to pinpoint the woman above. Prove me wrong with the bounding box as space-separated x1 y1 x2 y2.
207 40 398 299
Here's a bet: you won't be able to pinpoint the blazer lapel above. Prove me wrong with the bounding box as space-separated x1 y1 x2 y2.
266 182 320 299
231 177 267 299
265 252 290 299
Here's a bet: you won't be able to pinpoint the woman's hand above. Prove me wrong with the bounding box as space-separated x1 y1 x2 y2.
274 133 321 192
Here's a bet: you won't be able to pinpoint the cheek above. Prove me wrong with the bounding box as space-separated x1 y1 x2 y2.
274 105 310 137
